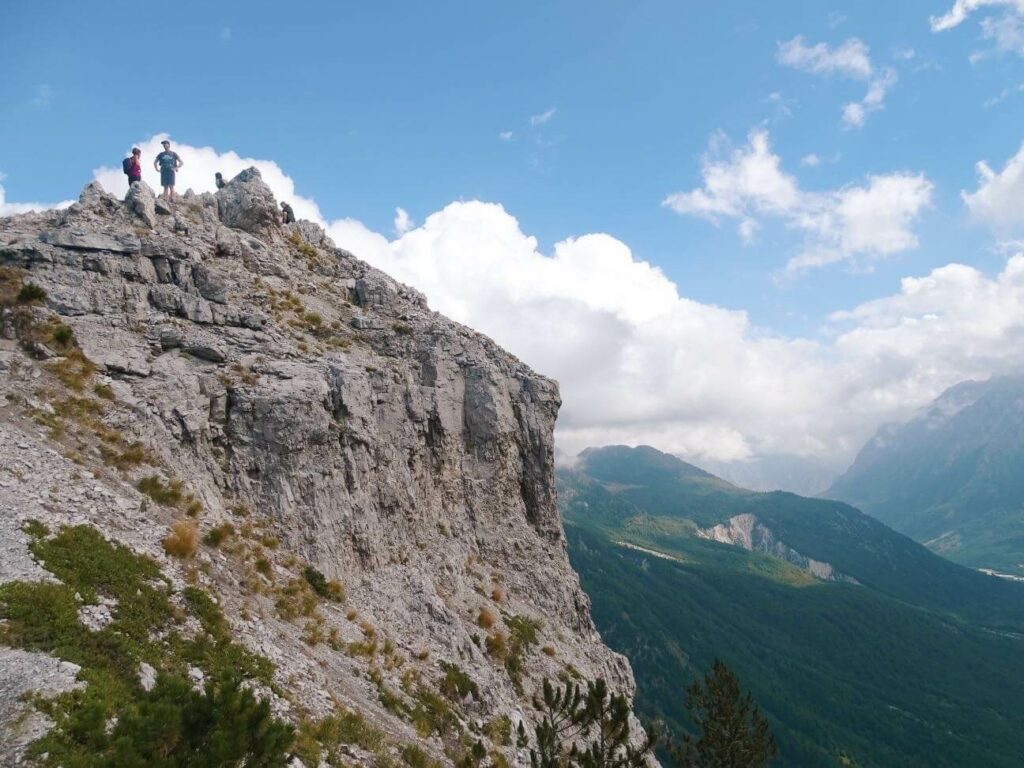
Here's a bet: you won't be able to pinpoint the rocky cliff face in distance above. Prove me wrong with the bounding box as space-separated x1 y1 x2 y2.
0 171 637 766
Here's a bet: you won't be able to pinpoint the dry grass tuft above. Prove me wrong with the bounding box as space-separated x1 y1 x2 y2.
478 606 497 629
163 520 199 558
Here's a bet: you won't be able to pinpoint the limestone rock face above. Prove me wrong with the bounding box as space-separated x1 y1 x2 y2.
216 167 279 234
0 172 640 765
125 181 158 228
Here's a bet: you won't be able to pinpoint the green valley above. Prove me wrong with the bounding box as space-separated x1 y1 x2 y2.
560 445 1024 767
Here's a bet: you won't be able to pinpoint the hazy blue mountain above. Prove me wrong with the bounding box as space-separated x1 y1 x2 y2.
695 452 840 496
560 445 1024 767
827 376 1024 576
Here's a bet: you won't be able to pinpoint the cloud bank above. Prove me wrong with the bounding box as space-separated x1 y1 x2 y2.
0 174 73 217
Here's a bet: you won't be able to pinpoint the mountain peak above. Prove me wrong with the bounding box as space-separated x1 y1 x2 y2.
0 177 641 764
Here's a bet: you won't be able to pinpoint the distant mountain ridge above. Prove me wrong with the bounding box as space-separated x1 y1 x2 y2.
695 452 840 496
827 376 1024 576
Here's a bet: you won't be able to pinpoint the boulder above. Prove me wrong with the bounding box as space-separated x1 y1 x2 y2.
215 167 279 234
77 181 120 213
125 181 157 228
154 197 173 216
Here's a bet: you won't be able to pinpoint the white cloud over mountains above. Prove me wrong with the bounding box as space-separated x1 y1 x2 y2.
777 36 897 128
662 131 933 274
0 173 73 216
334 200 1024 466
5 135 1024 468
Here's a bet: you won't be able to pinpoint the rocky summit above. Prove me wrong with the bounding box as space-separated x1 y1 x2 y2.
0 170 637 766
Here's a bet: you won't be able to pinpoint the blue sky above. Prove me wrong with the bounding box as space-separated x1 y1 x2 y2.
4 1 1024 470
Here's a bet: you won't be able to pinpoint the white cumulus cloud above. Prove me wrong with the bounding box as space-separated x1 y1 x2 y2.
393 207 414 236
333 199 1024 466
0 173 73 216
662 130 932 274
962 141 1024 232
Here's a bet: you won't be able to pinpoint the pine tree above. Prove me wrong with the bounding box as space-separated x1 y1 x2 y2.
670 660 777 768
530 678 588 768
575 679 656 768
529 678 655 768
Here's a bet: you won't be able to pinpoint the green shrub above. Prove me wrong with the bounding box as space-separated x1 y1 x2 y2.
17 283 46 304
485 715 512 746
410 686 460 739
100 441 147 470
137 475 184 506
50 324 74 347
276 578 318 620
203 523 235 548
485 631 508 661
507 614 541 648
303 565 345 602
439 661 479 702
93 383 115 400
401 743 441 768
103 673 293 766
0 525 285 765
295 708 386 764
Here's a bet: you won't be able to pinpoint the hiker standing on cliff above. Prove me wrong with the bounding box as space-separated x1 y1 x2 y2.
154 140 183 201
122 147 142 187
280 201 296 224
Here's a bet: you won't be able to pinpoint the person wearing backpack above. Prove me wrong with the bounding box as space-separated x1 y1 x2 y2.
122 147 142 187
153 139 183 201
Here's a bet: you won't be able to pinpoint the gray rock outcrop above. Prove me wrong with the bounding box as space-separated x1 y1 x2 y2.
215 167 279 234
0 172 640 765
125 180 158 228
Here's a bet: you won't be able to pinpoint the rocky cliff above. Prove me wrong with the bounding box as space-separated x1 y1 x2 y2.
0 171 636 766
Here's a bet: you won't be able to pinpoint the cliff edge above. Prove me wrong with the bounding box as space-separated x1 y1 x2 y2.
0 171 636 766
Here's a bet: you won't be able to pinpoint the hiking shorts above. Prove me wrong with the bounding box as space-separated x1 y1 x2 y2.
160 169 176 188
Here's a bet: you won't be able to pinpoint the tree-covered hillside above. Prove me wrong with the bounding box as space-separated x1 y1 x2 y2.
560 445 1024 767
